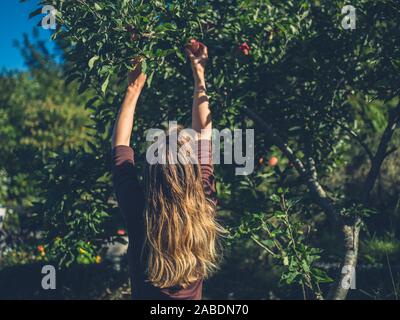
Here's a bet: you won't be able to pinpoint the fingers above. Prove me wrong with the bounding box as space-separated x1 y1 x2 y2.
185 48 196 61
196 42 208 61
198 42 208 57
185 40 208 60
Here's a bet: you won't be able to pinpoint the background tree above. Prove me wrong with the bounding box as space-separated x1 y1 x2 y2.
0 33 96 265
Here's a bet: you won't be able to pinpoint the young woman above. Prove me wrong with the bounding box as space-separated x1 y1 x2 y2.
111 41 223 300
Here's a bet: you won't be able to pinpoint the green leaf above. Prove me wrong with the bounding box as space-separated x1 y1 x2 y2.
94 3 102 11
270 194 280 203
301 260 310 273
176 50 185 62
283 256 289 266
88 56 99 70
147 71 155 87
262 239 275 248
141 60 148 75
101 75 110 95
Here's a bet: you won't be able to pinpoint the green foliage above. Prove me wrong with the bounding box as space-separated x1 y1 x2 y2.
34 148 114 266
0 38 95 265
232 189 331 298
34 0 399 168
361 233 400 264
0 73 91 205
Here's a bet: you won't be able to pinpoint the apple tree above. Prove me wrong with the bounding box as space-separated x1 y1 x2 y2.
27 0 400 299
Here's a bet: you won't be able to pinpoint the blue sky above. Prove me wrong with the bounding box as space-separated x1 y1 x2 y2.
0 0 55 70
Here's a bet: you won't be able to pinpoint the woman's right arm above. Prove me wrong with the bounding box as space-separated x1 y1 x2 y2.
111 60 147 149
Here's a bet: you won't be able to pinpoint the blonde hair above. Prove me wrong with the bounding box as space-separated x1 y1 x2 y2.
143 126 223 288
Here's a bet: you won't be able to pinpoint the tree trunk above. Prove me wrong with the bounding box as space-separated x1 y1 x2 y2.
328 220 360 299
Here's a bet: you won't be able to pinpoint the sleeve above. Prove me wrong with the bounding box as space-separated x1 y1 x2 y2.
197 139 217 206
112 145 137 190
111 145 144 232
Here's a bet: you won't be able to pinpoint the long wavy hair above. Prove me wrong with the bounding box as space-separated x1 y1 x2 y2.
142 126 223 288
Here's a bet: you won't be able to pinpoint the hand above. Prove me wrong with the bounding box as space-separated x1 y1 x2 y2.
185 39 208 83
127 58 147 90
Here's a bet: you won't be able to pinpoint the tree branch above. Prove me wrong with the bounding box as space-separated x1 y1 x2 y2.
362 102 400 203
332 118 374 161
243 106 338 219
384 146 398 158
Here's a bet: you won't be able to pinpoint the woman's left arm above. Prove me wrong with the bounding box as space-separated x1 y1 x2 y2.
112 62 147 148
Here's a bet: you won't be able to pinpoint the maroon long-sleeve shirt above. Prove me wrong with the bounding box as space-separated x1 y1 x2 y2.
111 140 216 300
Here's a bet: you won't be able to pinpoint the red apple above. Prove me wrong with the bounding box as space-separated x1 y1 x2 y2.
117 229 126 236
268 156 279 167
239 42 250 55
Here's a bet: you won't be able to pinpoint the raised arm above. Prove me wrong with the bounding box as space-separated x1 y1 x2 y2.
185 40 212 140
111 61 147 148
